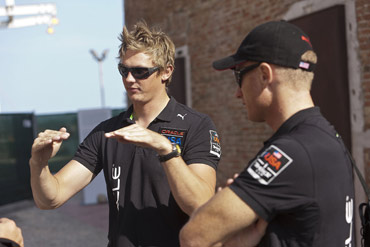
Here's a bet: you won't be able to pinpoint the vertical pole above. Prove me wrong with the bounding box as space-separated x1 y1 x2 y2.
98 61 105 108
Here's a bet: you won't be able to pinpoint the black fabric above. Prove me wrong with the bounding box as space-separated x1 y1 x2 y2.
73 96 221 247
230 107 355 246
0 239 19 247
360 202 370 247
212 21 315 72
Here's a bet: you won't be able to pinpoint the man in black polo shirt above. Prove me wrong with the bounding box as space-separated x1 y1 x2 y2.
180 21 355 246
29 21 221 247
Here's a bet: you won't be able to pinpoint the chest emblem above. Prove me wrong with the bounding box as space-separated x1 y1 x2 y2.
159 127 187 148
177 113 187 120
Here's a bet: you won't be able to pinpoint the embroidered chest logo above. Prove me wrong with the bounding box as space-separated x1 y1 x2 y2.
159 127 187 148
177 113 187 120
247 145 292 185
209 130 221 158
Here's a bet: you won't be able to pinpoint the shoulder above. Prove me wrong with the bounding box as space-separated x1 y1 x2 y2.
173 102 216 128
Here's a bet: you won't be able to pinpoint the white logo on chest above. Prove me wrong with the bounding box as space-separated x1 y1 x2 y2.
177 113 187 120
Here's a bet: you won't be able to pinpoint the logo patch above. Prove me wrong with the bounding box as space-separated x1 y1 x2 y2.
209 130 221 158
159 127 187 148
247 145 292 185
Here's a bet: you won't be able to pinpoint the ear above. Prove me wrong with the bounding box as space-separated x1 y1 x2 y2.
161 65 174 82
259 62 274 87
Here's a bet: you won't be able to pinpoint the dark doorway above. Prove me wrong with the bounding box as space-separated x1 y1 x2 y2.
290 5 352 151
168 51 188 105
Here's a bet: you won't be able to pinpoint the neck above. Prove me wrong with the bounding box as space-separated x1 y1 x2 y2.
131 92 170 128
266 90 314 131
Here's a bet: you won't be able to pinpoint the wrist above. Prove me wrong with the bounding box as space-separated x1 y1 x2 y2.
29 157 48 168
157 140 173 156
158 143 181 162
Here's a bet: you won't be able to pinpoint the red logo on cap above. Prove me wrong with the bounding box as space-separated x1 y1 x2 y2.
301 35 312 47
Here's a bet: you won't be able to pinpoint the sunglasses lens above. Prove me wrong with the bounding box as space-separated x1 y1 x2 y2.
131 68 149 79
118 65 128 77
118 64 158 79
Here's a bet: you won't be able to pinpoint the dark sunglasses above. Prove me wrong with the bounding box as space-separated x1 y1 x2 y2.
118 63 160 80
233 63 261 87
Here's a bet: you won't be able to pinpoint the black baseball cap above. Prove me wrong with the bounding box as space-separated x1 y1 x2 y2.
213 20 315 71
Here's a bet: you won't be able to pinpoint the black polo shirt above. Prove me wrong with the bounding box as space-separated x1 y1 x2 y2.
230 107 355 246
73 97 221 247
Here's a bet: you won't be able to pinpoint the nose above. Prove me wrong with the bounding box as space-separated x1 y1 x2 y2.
125 71 136 82
235 86 242 99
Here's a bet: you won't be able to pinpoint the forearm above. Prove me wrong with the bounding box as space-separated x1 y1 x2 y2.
29 158 61 209
161 158 215 215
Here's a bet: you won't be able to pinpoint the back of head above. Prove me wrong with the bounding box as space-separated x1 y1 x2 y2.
273 50 317 91
118 20 175 85
213 20 318 91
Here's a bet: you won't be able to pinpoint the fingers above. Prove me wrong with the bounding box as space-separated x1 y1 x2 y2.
105 124 150 142
37 128 70 143
105 124 169 152
31 128 70 160
217 173 240 192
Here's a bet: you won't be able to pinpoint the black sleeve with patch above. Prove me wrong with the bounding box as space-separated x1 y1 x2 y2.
230 137 315 222
181 116 221 170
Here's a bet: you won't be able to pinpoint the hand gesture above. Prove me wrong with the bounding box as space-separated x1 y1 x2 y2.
105 124 171 155
0 218 24 247
30 127 70 166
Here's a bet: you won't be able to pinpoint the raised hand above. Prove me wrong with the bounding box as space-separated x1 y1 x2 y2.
105 124 172 155
30 127 70 166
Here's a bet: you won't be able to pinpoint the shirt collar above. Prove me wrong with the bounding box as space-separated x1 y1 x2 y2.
268 107 321 142
122 105 135 124
122 96 177 124
156 96 177 122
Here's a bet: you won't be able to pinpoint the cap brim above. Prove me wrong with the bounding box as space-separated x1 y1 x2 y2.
212 54 246 71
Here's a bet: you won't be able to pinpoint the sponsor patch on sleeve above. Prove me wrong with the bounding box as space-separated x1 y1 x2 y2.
247 145 292 185
159 127 187 149
209 130 221 158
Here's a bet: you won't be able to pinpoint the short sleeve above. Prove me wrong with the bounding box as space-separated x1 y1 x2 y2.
230 138 315 221
73 124 104 175
182 116 221 170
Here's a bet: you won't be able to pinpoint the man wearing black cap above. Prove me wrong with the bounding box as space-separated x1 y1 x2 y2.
180 21 355 246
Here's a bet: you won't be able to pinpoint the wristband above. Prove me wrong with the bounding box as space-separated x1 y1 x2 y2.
158 143 181 162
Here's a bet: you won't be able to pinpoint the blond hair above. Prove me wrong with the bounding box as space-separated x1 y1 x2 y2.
118 20 175 85
274 51 317 90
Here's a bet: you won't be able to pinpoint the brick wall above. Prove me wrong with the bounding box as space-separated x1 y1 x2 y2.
124 0 370 186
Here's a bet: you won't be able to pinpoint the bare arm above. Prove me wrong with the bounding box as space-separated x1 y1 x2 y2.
179 187 267 247
105 124 216 215
0 218 24 247
29 128 94 209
